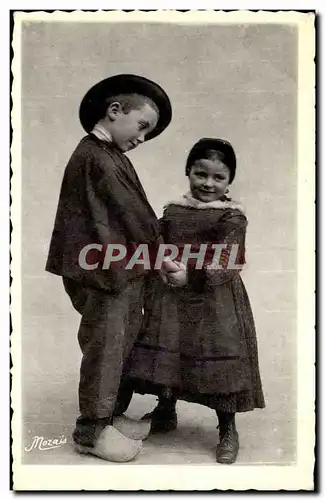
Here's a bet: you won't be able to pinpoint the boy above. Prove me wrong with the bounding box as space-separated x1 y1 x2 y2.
46 74 172 462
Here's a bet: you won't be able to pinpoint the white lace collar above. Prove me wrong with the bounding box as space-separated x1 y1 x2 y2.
164 192 245 214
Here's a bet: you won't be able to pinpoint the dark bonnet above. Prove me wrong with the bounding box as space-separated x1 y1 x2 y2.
185 138 236 183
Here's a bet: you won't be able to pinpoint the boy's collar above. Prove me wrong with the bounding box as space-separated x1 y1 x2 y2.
164 192 245 214
91 124 113 144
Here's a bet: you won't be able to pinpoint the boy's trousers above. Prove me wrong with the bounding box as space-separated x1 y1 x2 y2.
63 276 144 447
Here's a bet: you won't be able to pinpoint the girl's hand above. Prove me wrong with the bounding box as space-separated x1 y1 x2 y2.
166 262 187 287
161 258 183 274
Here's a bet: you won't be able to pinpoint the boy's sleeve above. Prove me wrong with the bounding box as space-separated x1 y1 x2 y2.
84 151 127 220
80 151 131 293
158 212 168 240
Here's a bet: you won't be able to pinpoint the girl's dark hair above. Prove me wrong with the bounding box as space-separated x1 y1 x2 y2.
185 138 237 184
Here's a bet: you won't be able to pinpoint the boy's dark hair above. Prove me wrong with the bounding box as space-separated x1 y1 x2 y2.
100 93 160 119
185 138 237 184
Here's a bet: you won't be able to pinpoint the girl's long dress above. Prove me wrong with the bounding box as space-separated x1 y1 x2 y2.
127 195 265 413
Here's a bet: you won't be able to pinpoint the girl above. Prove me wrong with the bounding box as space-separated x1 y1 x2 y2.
127 138 265 464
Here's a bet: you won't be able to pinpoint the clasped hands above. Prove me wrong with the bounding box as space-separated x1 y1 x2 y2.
161 258 187 287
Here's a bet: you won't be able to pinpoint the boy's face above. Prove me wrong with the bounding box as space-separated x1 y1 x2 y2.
189 158 230 202
107 103 159 153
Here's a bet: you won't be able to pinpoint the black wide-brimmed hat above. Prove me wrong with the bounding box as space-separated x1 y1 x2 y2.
185 137 237 183
79 74 172 141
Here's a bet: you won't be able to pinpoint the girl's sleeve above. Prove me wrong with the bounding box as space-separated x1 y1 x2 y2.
188 211 247 291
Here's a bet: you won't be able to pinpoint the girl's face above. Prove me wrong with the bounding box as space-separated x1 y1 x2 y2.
189 158 231 202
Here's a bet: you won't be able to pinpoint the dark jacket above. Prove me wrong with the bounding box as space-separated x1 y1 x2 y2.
46 134 160 293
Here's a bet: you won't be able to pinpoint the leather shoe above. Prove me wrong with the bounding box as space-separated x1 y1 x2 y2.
216 419 239 464
142 407 178 433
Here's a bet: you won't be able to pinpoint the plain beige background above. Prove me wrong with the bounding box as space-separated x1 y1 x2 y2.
19 18 297 468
